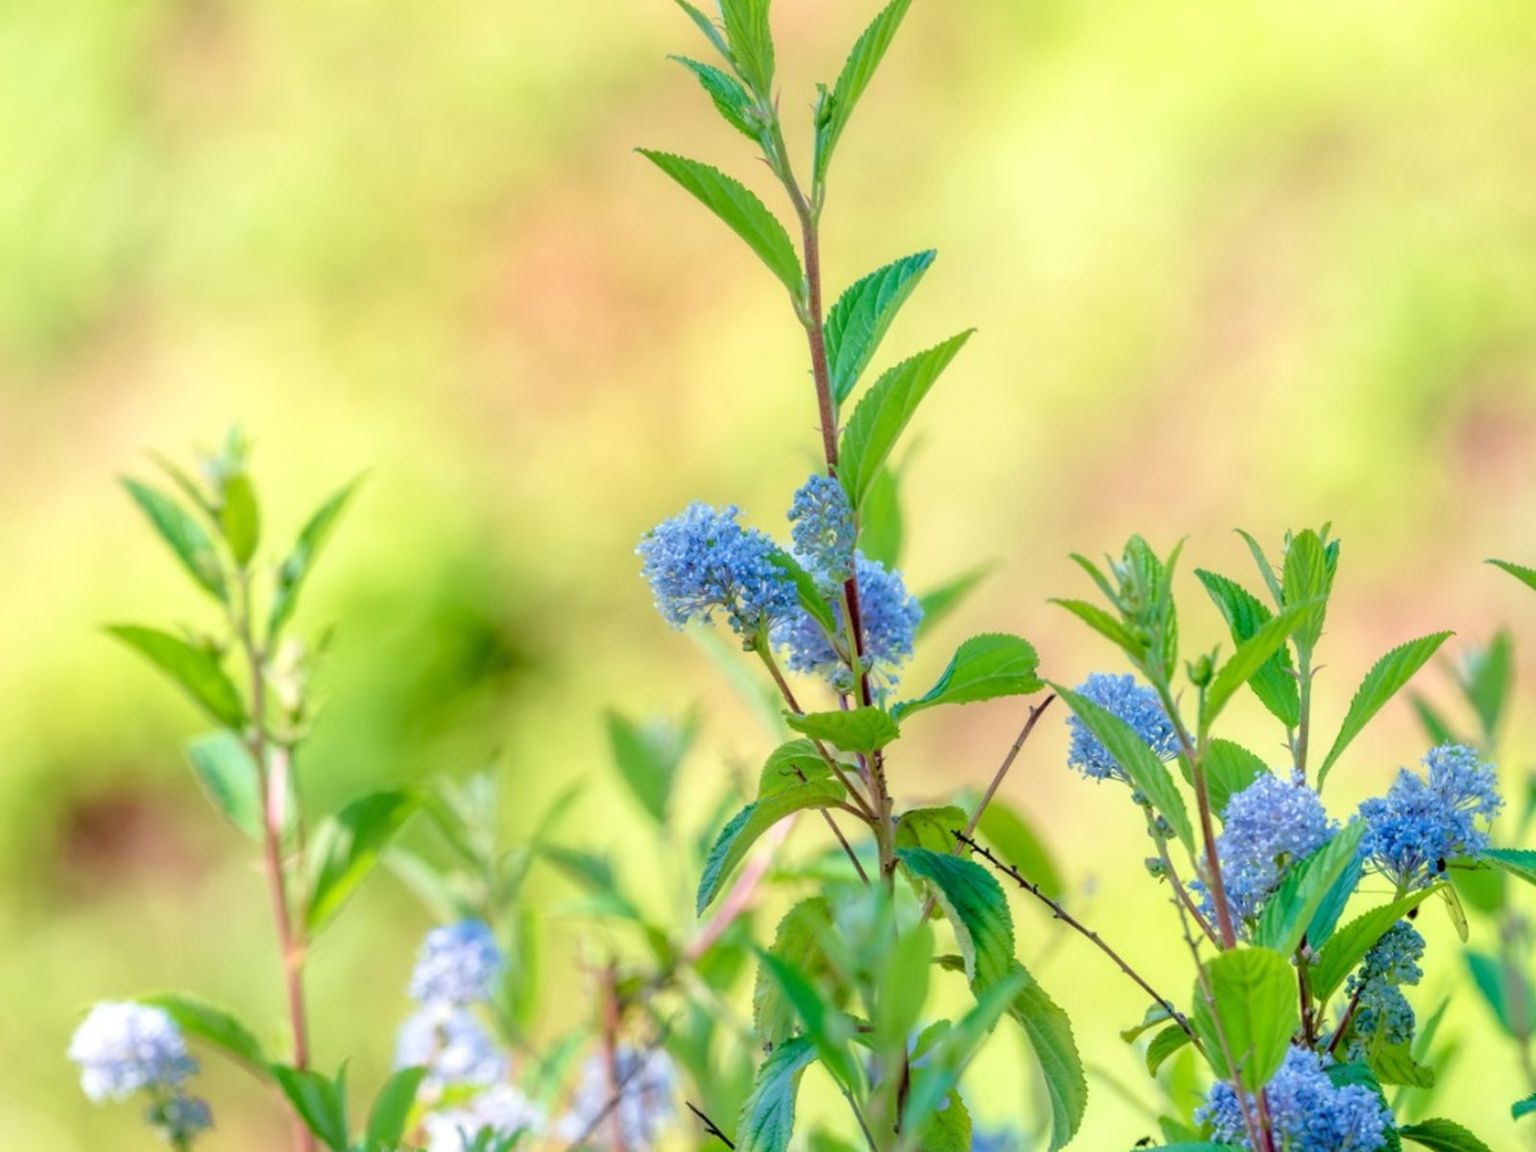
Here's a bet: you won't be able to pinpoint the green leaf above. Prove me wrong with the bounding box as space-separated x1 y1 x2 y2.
106 625 246 728
900 980 1019 1141
1253 822 1365 956
1514 1093 1536 1121
918 563 995 639
895 806 969 855
220 472 262 567
268 479 358 642
1190 947 1298 1091
908 1084 971 1152
137 993 269 1078
1194 569 1299 726
185 731 263 840
1003 964 1086 1151
768 548 839 637
1370 1041 1435 1088
1052 682 1194 854
1146 1025 1191 1075
271 1065 350 1151
755 948 859 1088
698 776 845 913
735 1037 816 1152
366 1066 426 1146
1311 890 1436 1002
1203 740 1265 819
814 0 913 182
718 0 774 95
838 331 973 506
639 151 801 298
755 898 837 1047
1411 692 1459 747
604 709 696 825
757 739 834 797
1484 847 1536 888
1202 598 1324 730
785 706 898 753
859 464 905 568
1467 950 1536 1039
1398 1119 1495 1152
824 250 935 406
306 790 419 934
121 478 227 601
670 56 758 138
1460 630 1513 743
894 633 1040 720
1489 558 1536 593
673 0 731 60
1280 529 1332 652
1317 632 1454 788
975 798 1062 899
1050 597 1138 653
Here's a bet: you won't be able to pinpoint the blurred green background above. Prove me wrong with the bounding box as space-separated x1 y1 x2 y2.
4 0 1536 1146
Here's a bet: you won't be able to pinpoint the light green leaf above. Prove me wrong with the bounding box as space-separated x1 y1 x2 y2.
900 979 1019 1143
366 1066 426 1146
1489 558 1536 593
768 548 839 637
757 739 834 797
121 478 227 601
1194 569 1300 726
1203 740 1266 819
604 709 697 826
670 56 758 138
895 806 968 855
1050 597 1138 653
1190 947 1297 1091
1202 598 1324 730
672 0 731 60
1484 847 1536 888
824 250 935 406
638 151 802 299
1467 950 1536 1039
1052 682 1194 854
1003 964 1085 1151
137 993 269 1078
918 563 995 639
1461 630 1513 743
785 706 898 753
1370 1040 1435 1088
268 479 358 642
755 948 859 1088
735 1037 816 1152
271 1065 349 1151
106 625 246 728
306 790 419 933
1253 821 1365 956
1311 890 1435 1002
1145 1024 1192 1075
1398 1119 1495 1152
814 0 913 181
1280 529 1332 652
1317 632 1454 788
859 464 904 568
719 0 774 95
894 633 1040 720
839 331 973 506
220 472 261 567
755 898 837 1047
698 776 845 913
185 731 263 840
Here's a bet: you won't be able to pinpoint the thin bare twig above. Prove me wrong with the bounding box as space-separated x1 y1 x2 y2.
686 1101 737 1150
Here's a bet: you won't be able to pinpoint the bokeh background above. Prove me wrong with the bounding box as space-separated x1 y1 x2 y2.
4 0 1536 1146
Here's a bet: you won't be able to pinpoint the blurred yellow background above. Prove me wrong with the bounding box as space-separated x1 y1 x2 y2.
3 0 1535 1147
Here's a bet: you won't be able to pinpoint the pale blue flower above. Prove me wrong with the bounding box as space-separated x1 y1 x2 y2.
1065 673 1178 782
773 552 920 690
152 1095 214 1144
1204 774 1335 924
788 474 856 583
69 1002 196 1103
410 919 504 1006
1199 1045 1389 1151
424 1084 545 1152
557 1048 677 1151
396 1005 507 1093
1360 743 1502 888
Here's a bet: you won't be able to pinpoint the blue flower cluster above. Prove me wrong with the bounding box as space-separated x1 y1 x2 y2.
788 474 856 583
1065 673 1178 782
1207 773 1335 923
637 503 797 641
397 920 509 1096
557 1047 678 1152
1343 921 1425 1063
410 919 505 1006
773 552 921 690
1199 1045 1390 1151
1360 743 1502 889
69 1002 212 1145
422 1083 545 1152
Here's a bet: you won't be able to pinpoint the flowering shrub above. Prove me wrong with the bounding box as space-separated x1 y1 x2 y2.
68 4 1536 1152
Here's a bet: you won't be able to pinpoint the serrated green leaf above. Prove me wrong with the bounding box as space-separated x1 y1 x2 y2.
221 472 261 567
755 948 859 1088
1370 1040 1435 1088
895 806 969 855
839 331 972 506
1489 558 1536 593
1195 569 1299 726
1317 632 1454 788
107 625 246 728
736 1037 816 1152
137 993 269 1078
639 151 801 298
271 1065 349 1151
1398 1119 1495 1152
719 0 774 95
1311 889 1436 1002
814 0 912 182
1004 965 1085 1151
1146 1024 1192 1075
121 478 227 601
306 790 418 934
1203 740 1266 819
1280 530 1332 652
1191 947 1297 1091
917 563 994 639
825 250 935 406
754 898 837 1047
670 56 758 138
1485 847 1536 887
895 633 1040 720
185 730 263 840
1202 598 1324 730
604 709 696 826
673 0 731 60
758 739 834 797
785 706 898 753
1050 597 1138 653
698 776 845 913
268 479 358 642
366 1066 426 1145
1253 821 1365 956
1052 682 1193 854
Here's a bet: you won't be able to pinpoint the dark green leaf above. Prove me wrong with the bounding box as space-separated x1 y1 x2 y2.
894 633 1040 720
271 1065 349 1151
1317 632 1454 788
1489 558 1536 593
1190 947 1297 1091
1311 890 1436 1002
121 478 227 601
106 625 246 728
1253 821 1365 956
1514 1093 1536 1121
698 776 845 913
604 709 696 825
220 473 261 567
814 0 913 181
185 731 263 840
1195 569 1299 726
1398 1119 1495 1152
306 790 419 933
268 479 358 642
138 993 269 1078
1204 740 1266 819
824 250 935 405
1484 847 1536 888
839 331 973 506
917 563 995 639
670 56 758 138
735 1037 816 1152
366 1066 426 1145
638 151 801 299
1202 599 1325 730
1052 682 1194 854
785 706 898 753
